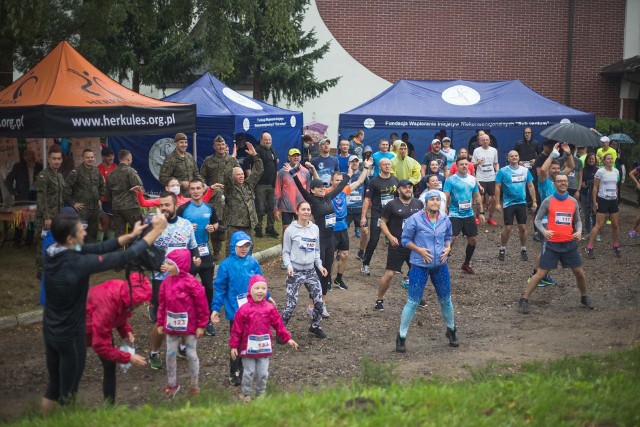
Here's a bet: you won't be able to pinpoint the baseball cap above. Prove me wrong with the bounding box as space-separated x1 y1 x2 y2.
288 148 301 156
431 139 441 145
442 137 451 142
310 179 325 189
600 136 610 143
174 132 188 142
348 155 359 162
398 179 413 187
363 145 373 153
236 239 251 246
423 190 441 200
101 146 114 156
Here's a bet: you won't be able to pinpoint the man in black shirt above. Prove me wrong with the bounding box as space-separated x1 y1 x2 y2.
246 131 279 238
514 127 541 209
374 180 423 310
360 158 400 275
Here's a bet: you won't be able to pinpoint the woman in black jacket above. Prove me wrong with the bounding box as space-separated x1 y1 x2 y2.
41 209 166 415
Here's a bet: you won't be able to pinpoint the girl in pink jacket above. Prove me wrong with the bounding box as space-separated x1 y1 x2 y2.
157 249 209 398
230 274 298 402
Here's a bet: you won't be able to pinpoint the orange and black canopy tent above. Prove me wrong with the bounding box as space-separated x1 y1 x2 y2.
0 41 195 137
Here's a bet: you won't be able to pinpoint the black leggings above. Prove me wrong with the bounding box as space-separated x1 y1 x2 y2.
229 321 243 376
44 336 87 405
100 357 117 404
363 216 382 265
191 256 215 311
316 235 335 295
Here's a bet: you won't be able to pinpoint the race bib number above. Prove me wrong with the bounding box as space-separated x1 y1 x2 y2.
166 311 188 332
511 174 525 183
236 293 248 308
555 212 572 225
246 334 272 355
299 236 317 252
481 164 493 172
603 185 617 199
325 213 336 228
568 171 575 178
197 244 210 256
347 195 362 203
381 194 393 206
458 200 471 210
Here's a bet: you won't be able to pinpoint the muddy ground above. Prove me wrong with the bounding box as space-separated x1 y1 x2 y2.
1 204 639 421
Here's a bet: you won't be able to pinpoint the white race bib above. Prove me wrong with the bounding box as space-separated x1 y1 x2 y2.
555 212 572 225
568 171 575 178
197 244 210 256
246 334 272 355
236 293 248 308
299 236 317 252
511 173 525 183
458 200 471 210
325 213 336 228
166 311 188 332
381 194 393 206
481 164 493 172
347 195 362 203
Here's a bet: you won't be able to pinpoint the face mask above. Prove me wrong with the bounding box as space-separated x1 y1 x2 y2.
169 186 180 195
551 149 561 159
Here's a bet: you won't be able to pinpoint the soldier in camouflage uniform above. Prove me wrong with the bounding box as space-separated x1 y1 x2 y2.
35 147 66 278
106 150 143 237
65 149 105 243
223 142 263 254
200 135 239 260
158 132 201 196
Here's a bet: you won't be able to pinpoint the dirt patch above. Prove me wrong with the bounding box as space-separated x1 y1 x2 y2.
1 204 639 421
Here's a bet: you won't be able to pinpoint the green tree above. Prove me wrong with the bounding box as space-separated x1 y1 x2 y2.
229 0 339 104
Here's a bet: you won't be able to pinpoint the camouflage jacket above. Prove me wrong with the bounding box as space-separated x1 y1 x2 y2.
158 150 201 186
106 164 143 211
201 154 239 221
35 167 66 223
65 165 105 209
223 155 263 227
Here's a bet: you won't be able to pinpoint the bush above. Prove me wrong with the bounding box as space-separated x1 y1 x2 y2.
596 117 640 168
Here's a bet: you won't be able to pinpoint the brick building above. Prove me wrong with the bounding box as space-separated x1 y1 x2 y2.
315 0 627 119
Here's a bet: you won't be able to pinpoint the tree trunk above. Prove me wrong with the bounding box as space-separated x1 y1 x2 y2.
252 64 262 100
0 38 15 89
132 69 140 93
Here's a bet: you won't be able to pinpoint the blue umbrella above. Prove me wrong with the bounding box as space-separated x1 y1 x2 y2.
608 133 635 144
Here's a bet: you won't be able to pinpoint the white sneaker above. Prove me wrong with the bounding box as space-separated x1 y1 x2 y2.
322 305 330 319
360 264 370 275
596 234 602 242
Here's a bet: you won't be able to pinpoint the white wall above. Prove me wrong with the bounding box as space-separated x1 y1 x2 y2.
623 0 640 59
292 0 391 144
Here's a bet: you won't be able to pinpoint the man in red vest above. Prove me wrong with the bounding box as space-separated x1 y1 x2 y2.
519 174 594 314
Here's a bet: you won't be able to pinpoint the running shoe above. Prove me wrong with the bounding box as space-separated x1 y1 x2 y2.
487 217 498 226
395 333 406 353
306 305 314 319
254 229 264 238
374 300 384 311
520 249 528 261
355 228 361 238
401 277 409 289
334 277 349 290
165 384 181 398
360 264 370 275
581 233 590 241
357 250 365 262
189 387 200 397
445 327 459 347
596 234 602 242
265 227 279 238
530 275 546 287
475 217 480 225
461 263 475 275
613 246 621 258
418 299 428 308
519 298 529 314
629 230 639 238
585 247 595 259
229 372 242 386
178 346 187 359
581 296 595 309
309 326 327 339
322 305 330 319
205 322 216 336
540 275 558 286
498 248 506 261
532 232 542 242
149 353 163 370
606 219 611 225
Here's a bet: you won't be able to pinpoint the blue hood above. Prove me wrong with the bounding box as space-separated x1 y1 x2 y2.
229 231 253 258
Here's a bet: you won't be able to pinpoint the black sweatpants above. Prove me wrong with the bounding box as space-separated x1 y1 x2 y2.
100 356 117 404
316 235 335 295
363 216 382 265
44 335 87 405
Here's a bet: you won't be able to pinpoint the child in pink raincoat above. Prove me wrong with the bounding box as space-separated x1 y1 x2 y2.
157 248 209 397
230 274 298 402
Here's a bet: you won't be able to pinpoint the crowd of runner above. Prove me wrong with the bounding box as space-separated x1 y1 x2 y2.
10 128 638 413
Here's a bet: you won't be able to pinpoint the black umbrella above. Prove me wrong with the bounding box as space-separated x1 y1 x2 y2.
539 122 601 147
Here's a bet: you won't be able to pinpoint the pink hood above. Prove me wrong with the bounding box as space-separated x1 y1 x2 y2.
166 248 191 277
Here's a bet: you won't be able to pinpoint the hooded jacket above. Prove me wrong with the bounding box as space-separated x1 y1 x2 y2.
282 220 323 271
229 274 291 358
401 210 452 268
86 273 151 364
211 231 262 320
157 249 209 335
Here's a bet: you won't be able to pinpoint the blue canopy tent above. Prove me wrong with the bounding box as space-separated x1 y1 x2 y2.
110 73 302 192
339 80 595 165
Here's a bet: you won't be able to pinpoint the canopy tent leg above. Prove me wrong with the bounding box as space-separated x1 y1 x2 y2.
42 138 47 168
193 132 197 162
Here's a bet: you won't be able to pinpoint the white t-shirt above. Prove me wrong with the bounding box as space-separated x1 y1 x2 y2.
472 146 499 182
595 168 619 200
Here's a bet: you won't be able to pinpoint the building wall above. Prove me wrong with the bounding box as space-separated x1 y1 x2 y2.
316 0 625 118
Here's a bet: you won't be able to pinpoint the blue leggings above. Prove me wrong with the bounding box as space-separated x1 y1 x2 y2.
399 264 454 338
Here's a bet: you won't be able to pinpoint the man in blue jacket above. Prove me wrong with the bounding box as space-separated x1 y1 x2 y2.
396 190 457 353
